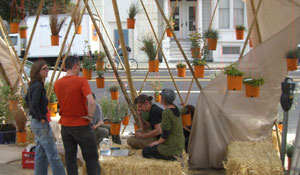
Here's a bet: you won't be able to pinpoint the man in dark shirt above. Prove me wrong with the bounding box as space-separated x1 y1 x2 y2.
127 94 163 149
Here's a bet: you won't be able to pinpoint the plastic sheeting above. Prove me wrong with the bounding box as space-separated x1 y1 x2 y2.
188 0 300 169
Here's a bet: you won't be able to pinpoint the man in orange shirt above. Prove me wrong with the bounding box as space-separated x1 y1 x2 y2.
54 56 100 175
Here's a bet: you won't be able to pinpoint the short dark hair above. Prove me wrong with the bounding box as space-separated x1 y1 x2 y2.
134 94 153 104
65 56 79 70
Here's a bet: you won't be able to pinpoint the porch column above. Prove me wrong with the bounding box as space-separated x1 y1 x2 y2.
197 0 202 32
163 0 170 62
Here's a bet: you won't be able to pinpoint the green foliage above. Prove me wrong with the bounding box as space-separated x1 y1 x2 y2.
82 56 95 70
236 25 246 30
286 49 299 59
204 29 219 39
128 1 139 19
99 97 128 123
140 36 157 61
0 79 13 124
176 62 186 68
192 59 206 66
109 85 119 92
96 70 104 78
189 32 202 49
44 82 57 103
94 50 106 62
99 96 111 120
12 19 21 23
243 77 264 87
224 64 244 76
287 141 295 158
19 25 28 30
149 81 163 94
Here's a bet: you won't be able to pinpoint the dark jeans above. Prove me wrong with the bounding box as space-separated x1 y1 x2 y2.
61 125 100 175
142 145 176 161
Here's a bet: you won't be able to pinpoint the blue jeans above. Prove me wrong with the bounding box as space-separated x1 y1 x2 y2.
30 119 65 175
61 125 100 175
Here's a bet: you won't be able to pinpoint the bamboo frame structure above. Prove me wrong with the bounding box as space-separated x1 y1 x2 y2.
250 0 262 44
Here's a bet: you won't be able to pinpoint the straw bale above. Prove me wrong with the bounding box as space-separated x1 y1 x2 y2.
224 141 283 175
272 130 281 152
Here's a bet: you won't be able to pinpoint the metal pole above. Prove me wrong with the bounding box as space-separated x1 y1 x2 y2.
280 111 289 167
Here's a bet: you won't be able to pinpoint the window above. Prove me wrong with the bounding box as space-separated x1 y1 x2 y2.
219 0 230 29
234 0 244 26
222 46 240 55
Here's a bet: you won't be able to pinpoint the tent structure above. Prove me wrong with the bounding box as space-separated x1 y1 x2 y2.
188 0 300 169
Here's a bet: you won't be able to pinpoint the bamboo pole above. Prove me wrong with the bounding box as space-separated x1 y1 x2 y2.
47 0 81 97
250 0 262 44
140 0 184 105
275 122 281 151
184 78 194 105
154 0 203 91
238 0 262 61
85 0 138 122
19 0 45 77
112 0 137 102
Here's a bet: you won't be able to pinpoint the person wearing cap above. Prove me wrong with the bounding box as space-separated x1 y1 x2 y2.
127 94 163 149
142 89 185 160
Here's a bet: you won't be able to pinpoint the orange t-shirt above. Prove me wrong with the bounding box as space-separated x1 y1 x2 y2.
54 75 92 126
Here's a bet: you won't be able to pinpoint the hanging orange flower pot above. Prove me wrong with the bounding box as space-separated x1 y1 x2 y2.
245 84 260 98
148 60 159 72
286 58 298 71
10 23 19 33
76 25 82 34
207 38 217 50
122 116 130 125
177 67 186 77
249 39 253 47
110 123 121 135
194 65 204 78
96 60 104 71
134 123 139 132
227 75 243 90
191 48 201 58
51 35 59 46
17 131 26 143
19 29 27 39
166 28 173 37
48 102 57 117
278 123 283 132
82 68 92 80
235 29 244 40
8 100 18 111
182 114 192 126
154 93 161 102
96 77 104 88
127 18 136 29
110 91 119 100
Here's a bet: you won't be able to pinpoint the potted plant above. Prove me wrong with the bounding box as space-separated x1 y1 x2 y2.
109 84 120 100
286 49 299 71
224 64 244 90
149 81 163 102
166 17 175 37
235 25 246 40
192 58 206 78
204 29 219 50
287 141 295 171
49 5 67 46
73 7 82 34
189 32 202 58
180 106 191 127
249 38 253 47
96 70 105 88
45 82 58 117
108 100 123 136
141 36 159 72
81 55 94 80
95 50 106 71
10 19 20 34
121 102 130 126
11 108 27 143
127 1 139 29
99 96 111 124
243 77 264 98
176 62 187 77
19 25 28 39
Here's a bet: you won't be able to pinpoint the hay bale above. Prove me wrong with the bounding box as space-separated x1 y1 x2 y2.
224 141 283 175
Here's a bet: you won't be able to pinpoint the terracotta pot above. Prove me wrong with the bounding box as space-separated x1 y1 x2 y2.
10 22 19 33
127 18 136 29
51 35 59 46
207 38 217 50
148 60 159 72
288 157 292 170
104 121 110 125
227 75 243 90
245 84 260 98
134 123 139 132
191 48 201 58
235 29 244 40
154 93 161 102
249 38 253 47
76 25 82 34
194 65 205 78
8 100 18 111
122 116 130 125
278 123 283 132
111 91 119 100
177 67 186 77
19 29 27 39
82 68 92 80
110 123 121 135
286 58 298 71
48 103 57 117
96 60 104 71
96 77 104 88
182 114 192 126
17 131 26 143
166 28 173 37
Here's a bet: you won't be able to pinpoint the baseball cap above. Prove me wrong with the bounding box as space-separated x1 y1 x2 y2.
160 88 176 104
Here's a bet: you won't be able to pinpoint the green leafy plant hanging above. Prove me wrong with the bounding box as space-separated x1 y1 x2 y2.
224 64 244 76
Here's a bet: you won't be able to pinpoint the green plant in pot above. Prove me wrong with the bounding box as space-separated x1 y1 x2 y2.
149 81 163 102
45 82 58 117
49 4 67 46
96 70 105 88
19 25 28 39
141 36 158 72
127 1 139 29
224 64 244 90
94 50 106 71
235 25 246 40
204 29 219 50
286 49 299 71
189 32 202 58
193 58 206 78
176 62 187 77
81 55 95 80
243 77 264 98
109 84 120 100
